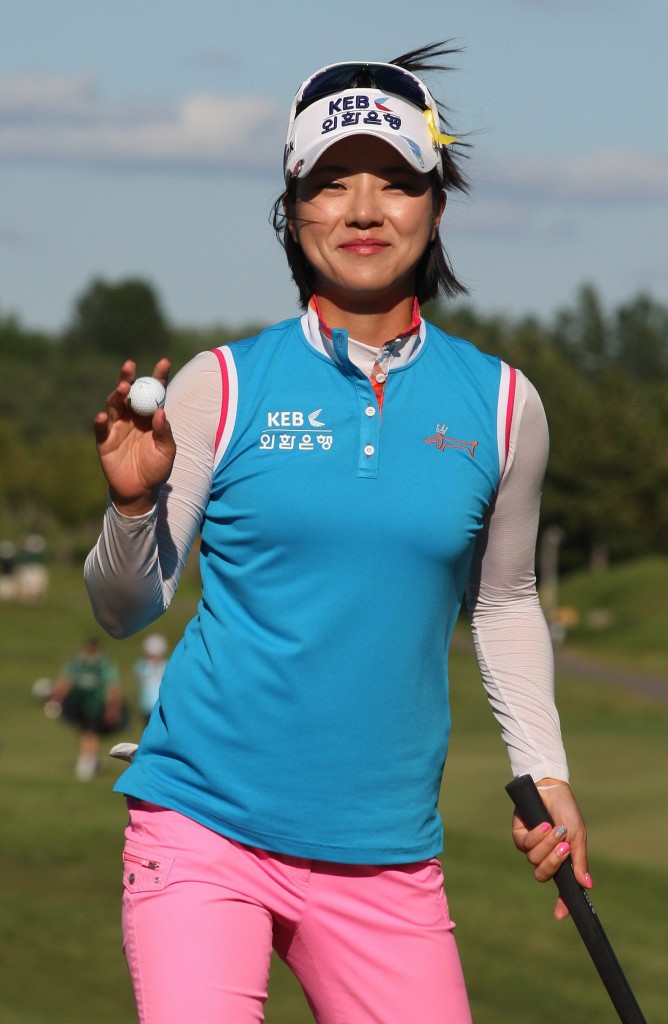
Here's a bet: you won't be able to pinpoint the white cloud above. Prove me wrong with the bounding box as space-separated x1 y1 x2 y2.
184 49 244 72
447 195 582 242
447 197 532 237
0 73 282 172
481 149 668 204
0 73 100 122
1 72 666 202
444 147 668 241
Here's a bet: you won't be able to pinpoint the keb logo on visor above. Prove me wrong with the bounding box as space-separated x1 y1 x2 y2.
283 62 457 185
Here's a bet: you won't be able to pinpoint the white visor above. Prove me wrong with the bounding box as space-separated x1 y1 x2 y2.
284 88 443 185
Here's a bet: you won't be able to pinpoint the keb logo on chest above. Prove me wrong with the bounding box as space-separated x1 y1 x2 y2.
260 409 333 453
266 411 306 428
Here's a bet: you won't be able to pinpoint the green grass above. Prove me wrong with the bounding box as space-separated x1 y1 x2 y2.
1 563 666 1022
557 554 668 675
444 650 667 1020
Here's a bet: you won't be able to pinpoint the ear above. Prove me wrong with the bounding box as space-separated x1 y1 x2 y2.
283 193 299 245
431 190 446 240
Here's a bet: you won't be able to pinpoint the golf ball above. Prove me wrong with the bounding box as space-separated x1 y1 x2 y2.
128 377 166 417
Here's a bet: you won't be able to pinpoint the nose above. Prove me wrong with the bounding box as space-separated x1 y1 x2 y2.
344 177 383 228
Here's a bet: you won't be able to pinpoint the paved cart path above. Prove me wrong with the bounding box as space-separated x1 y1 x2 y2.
554 647 668 703
452 631 668 704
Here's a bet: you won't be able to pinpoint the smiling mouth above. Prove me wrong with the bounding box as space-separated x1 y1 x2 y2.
340 239 390 255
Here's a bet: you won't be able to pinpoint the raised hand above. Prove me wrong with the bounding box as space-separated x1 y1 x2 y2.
93 358 176 516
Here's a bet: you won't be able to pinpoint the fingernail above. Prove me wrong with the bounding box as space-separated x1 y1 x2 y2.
539 822 551 834
557 842 570 857
554 824 568 840
584 873 593 889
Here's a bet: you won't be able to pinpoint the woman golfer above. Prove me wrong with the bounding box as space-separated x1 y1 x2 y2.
86 42 590 1024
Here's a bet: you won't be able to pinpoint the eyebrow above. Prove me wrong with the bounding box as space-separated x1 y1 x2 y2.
309 163 421 177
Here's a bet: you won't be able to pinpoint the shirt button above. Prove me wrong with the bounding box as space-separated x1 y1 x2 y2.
365 405 376 417
364 444 375 457
375 372 387 384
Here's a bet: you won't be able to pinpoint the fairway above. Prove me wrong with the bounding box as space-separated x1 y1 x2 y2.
1 566 665 1022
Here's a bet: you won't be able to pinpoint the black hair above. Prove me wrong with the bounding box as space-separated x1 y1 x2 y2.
271 41 469 309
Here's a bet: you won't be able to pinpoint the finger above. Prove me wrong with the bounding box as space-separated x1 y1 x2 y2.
512 815 551 853
533 837 572 883
569 835 592 891
554 895 570 921
553 850 593 921
150 408 176 454
553 853 592 921
517 817 570 869
104 360 137 420
150 405 169 432
119 358 137 380
114 359 137 393
151 357 171 386
93 411 111 444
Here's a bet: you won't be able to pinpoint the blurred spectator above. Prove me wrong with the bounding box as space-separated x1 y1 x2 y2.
48 637 128 781
0 540 16 601
134 634 169 725
16 534 49 604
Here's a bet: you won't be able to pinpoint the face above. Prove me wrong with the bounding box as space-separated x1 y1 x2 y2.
288 136 445 312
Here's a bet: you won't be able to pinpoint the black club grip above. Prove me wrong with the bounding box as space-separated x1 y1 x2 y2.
506 775 647 1024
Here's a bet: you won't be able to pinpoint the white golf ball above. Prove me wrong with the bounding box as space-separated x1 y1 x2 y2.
128 376 166 417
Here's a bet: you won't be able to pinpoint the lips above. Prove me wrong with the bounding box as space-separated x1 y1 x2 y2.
340 238 390 255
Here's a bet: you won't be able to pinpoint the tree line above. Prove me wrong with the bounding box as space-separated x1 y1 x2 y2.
1 277 667 572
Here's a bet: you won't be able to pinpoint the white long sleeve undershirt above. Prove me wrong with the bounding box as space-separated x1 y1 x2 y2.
85 335 569 783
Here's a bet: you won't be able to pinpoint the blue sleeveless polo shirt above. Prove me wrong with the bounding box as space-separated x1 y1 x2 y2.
115 316 511 864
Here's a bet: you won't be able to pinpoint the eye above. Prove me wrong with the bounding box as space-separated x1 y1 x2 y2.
303 177 344 196
385 177 422 193
297 177 342 202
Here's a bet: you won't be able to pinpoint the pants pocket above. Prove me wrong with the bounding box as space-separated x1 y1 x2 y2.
123 846 175 893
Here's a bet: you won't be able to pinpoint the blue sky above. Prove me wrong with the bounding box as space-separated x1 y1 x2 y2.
2 0 667 334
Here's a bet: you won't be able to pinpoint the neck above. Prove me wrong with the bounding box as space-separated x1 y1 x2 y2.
313 293 418 349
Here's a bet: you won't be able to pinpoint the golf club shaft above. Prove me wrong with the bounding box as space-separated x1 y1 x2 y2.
506 774 647 1024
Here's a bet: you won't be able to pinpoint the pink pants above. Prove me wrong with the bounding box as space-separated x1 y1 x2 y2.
122 800 472 1023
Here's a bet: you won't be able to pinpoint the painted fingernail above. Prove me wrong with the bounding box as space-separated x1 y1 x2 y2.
584 873 593 889
557 842 570 857
539 822 551 834
554 824 568 840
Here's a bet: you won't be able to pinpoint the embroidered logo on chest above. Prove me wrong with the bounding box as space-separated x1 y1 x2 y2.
424 423 478 459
